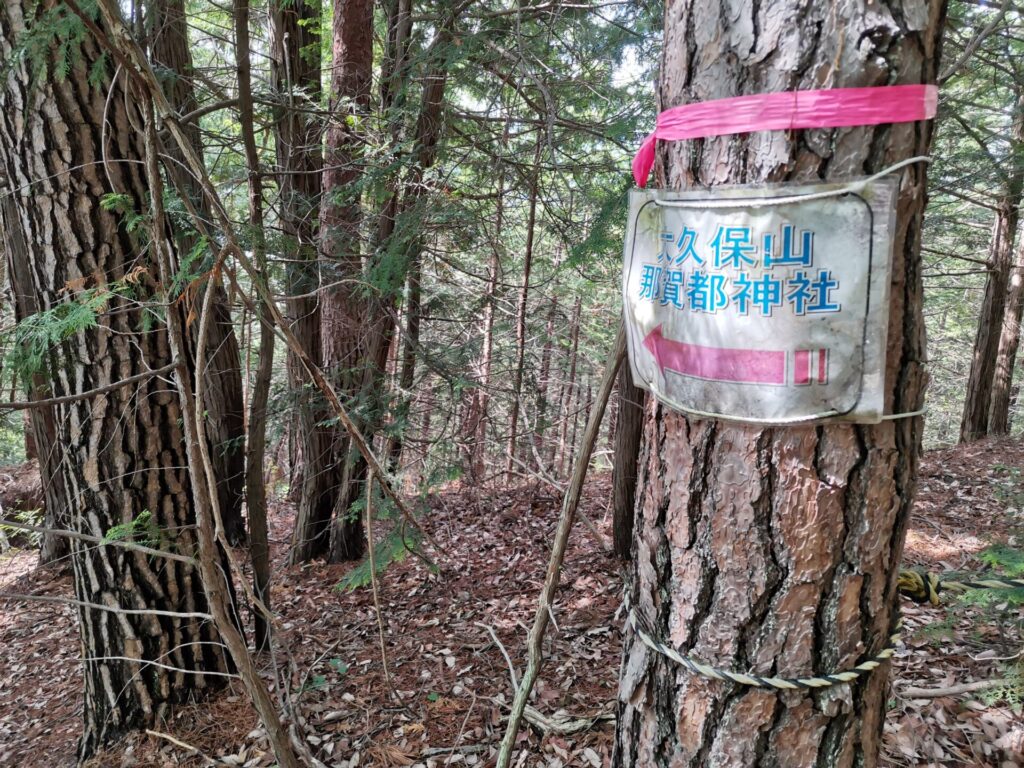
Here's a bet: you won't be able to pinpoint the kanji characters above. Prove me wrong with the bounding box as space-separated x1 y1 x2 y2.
711 226 757 269
764 224 813 268
638 264 662 300
687 271 728 313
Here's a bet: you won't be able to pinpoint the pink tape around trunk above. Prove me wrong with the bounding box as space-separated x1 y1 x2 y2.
632 84 938 188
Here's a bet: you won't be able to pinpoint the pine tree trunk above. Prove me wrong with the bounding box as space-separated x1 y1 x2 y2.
960 200 1021 441
614 2 945 765
1 184 68 565
612 363 644 560
960 95 1024 442
0 4 230 757
990 236 1024 435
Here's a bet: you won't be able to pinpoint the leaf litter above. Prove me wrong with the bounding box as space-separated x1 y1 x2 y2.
0 440 1022 766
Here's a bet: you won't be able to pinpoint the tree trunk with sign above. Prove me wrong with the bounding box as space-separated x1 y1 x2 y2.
613 2 946 766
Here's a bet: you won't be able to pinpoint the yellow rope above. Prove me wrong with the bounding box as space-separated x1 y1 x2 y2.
629 570 1024 692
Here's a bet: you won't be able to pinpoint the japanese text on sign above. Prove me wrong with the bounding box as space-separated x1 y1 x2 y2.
622 180 898 424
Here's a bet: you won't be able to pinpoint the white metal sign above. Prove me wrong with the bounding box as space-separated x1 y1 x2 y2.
622 179 898 424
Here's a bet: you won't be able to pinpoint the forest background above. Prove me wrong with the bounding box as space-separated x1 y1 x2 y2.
1 0 1024 765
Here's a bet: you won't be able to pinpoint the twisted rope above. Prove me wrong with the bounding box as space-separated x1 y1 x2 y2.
629 570 1023 692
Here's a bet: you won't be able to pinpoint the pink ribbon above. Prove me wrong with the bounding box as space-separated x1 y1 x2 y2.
632 84 938 188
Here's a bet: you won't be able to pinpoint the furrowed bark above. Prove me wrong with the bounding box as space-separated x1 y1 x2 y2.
614 2 945 766
298 0 374 563
0 174 68 565
269 0 331 568
0 2 230 756
151 0 247 544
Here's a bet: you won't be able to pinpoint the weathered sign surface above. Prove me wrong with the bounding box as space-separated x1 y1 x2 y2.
622 179 897 423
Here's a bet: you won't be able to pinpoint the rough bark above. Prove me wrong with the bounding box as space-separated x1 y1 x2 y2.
289 0 374 563
323 14 453 561
612 363 644 561
960 94 1024 442
614 2 944 766
1 180 68 565
270 0 331 567
0 3 230 756
151 0 247 544
990 228 1024 434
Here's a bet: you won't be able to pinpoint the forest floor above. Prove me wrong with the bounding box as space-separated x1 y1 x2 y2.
1 438 1022 767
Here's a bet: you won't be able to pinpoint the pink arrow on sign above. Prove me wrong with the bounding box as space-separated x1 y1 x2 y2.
643 325 788 385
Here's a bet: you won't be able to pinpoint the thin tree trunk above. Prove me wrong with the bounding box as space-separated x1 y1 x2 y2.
506 139 543 476
0 4 231 755
557 296 582 477
234 0 273 652
535 294 558 470
990 236 1024 434
463 146 506 483
961 94 1024 442
614 2 944 765
611 363 644 561
390 258 421 471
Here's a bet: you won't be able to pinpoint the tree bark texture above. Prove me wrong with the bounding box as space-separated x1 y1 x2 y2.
290 0 374 563
151 0 247 543
0 3 230 757
269 0 333 567
960 94 1024 442
612 363 644 560
990 237 1024 435
614 2 945 766
1 180 69 565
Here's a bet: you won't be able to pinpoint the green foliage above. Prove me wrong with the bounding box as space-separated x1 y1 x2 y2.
979 667 1024 713
335 526 422 592
6 288 108 383
0 507 44 548
99 193 148 234
8 1 90 84
979 543 1024 578
169 235 211 299
103 509 162 548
